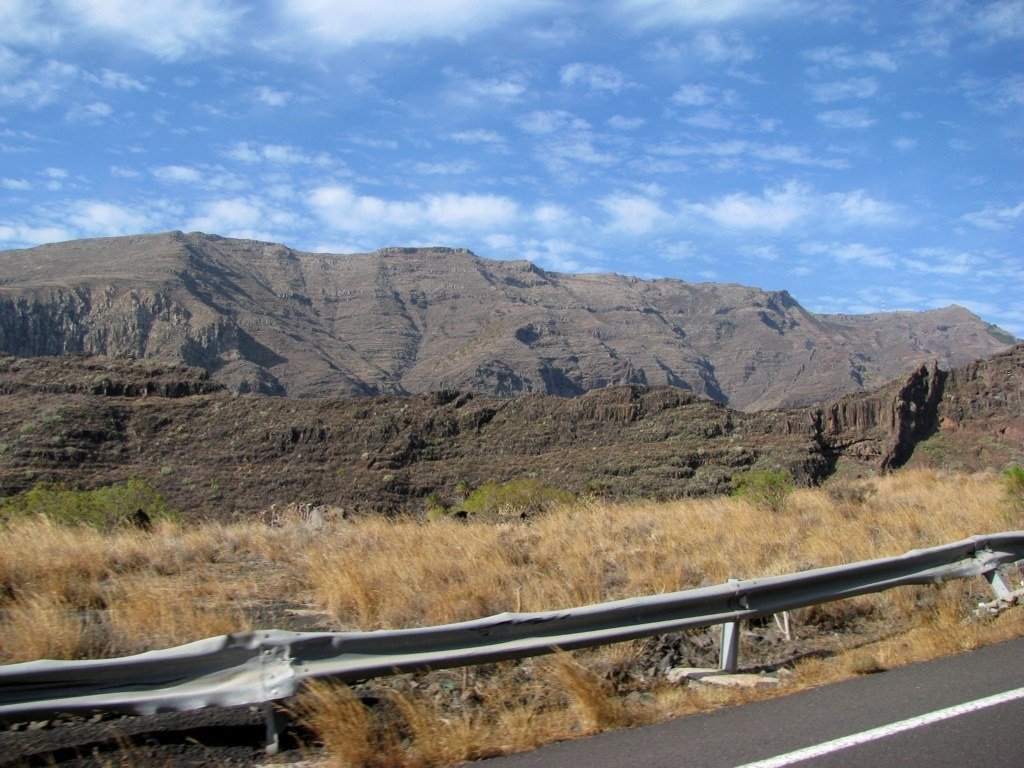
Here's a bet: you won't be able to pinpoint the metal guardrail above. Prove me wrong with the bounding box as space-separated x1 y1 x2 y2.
2 532 1023 753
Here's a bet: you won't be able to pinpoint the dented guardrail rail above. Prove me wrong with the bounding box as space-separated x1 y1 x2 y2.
2 533 1024 744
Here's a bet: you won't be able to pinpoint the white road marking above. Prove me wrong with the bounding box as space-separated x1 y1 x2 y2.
735 685 1024 768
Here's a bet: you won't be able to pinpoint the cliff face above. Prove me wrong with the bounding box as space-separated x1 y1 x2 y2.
798 344 1024 473
0 347 1019 517
0 232 1014 410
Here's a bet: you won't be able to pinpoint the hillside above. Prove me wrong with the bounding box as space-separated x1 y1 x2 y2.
0 346 1020 517
0 232 1013 410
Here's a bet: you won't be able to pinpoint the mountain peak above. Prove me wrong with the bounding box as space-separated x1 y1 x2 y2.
0 233 1014 409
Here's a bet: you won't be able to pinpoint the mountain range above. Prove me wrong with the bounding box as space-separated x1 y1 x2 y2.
0 231 1015 410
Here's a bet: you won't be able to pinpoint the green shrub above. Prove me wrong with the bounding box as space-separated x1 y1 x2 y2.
1001 465 1024 517
456 479 573 518
732 469 794 513
0 479 178 530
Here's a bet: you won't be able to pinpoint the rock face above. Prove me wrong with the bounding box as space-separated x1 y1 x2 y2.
0 347 1020 517
0 231 1015 410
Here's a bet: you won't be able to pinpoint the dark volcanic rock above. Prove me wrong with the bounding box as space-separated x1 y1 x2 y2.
0 232 1014 410
0 348 1020 517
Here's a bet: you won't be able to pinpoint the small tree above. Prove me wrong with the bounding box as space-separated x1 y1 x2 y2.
424 491 447 516
732 469 794 513
1001 465 1024 522
457 479 573 518
0 478 177 530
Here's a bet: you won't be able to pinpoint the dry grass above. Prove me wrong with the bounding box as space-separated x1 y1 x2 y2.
302 470 1009 631
546 653 632 734
290 681 393 768
2 469 1023 766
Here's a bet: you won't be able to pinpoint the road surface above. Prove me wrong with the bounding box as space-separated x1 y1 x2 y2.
480 637 1024 768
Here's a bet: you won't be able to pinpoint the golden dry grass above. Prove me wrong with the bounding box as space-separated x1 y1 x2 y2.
1 469 1023 766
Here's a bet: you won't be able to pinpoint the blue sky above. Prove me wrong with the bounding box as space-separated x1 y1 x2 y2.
1 1 1022 336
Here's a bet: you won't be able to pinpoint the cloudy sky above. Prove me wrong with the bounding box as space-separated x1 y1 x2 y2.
1 1 1021 335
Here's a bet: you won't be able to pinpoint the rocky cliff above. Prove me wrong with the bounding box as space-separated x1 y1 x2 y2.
0 347 1019 517
0 232 1014 410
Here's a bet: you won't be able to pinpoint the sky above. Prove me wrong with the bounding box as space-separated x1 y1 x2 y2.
0 1 1022 336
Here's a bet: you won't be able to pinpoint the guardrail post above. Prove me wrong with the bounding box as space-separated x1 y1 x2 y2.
720 578 741 673
986 569 1013 600
719 621 740 672
264 703 283 755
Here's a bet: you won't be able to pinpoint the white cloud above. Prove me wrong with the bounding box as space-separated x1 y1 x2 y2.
691 29 756 65
607 115 645 130
451 129 505 144
615 0 808 26
692 181 809 232
224 141 329 165
186 197 264 233
152 165 203 184
308 185 519 234
253 86 290 107
661 240 706 262
973 0 1024 41
835 190 898 224
739 243 781 262
516 110 589 135
483 233 517 251
902 249 980 276
816 108 876 128
56 0 243 60
68 200 156 235
274 0 555 47
444 68 530 103
803 46 898 72
672 83 737 107
647 31 757 68
65 100 112 122
802 241 894 268
44 167 68 179
541 136 617 171
1 177 31 190
599 193 668 234
963 201 1024 230
960 73 1024 113
412 160 477 175
808 77 879 103
519 238 603 273
672 84 715 107
0 223 72 247
0 58 78 108
651 140 846 169
347 135 398 150
690 182 897 232
0 1 62 48
110 166 140 178
560 63 629 93
85 69 148 91
680 111 734 130
891 137 917 151
533 204 573 227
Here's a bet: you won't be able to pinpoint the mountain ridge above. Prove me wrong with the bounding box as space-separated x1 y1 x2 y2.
0 345 1020 517
0 231 1013 410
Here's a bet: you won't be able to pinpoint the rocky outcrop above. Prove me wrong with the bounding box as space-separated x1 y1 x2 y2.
0 232 1014 410
0 354 222 398
0 348 1020 516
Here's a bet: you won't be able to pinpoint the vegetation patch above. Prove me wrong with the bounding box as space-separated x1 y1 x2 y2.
731 468 794 513
455 478 574 518
0 478 178 530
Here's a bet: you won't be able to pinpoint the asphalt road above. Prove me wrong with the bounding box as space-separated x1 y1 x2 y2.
479 637 1024 768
